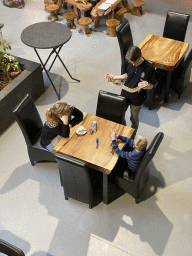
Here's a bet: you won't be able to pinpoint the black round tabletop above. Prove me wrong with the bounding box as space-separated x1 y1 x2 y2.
21 22 72 49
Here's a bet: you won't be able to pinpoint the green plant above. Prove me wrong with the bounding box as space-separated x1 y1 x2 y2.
0 37 21 78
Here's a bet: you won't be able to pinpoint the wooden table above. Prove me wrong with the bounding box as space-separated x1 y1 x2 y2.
91 0 131 28
65 0 93 20
138 34 189 103
53 113 134 204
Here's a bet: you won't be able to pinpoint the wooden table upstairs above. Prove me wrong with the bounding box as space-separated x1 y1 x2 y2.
91 0 131 28
138 34 189 102
65 0 93 20
53 113 134 204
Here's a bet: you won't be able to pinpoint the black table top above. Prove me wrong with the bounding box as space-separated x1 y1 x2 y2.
21 22 72 49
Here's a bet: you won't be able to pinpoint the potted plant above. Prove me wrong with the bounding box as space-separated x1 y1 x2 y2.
0 37 45 136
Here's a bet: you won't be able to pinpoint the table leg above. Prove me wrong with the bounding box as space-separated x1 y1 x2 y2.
34 48 60 100
121 0 131 12
164 71 172 103
73 6 81 20
94 16 101 28
103 173 109 205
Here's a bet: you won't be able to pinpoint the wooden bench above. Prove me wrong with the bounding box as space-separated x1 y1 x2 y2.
46 4 60 22
105 18 120 37
131 0 144 16
78 17 92 35
63 12 77 29
116 7 127 22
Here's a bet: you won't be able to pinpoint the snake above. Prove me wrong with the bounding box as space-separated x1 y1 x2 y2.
108 75 148 93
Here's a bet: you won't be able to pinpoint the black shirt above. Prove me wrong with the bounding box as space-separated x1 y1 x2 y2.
121 59 155 106
40 106 83 148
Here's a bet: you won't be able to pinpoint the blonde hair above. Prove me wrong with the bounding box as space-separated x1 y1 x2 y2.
46 102 70 122
134 135 147 151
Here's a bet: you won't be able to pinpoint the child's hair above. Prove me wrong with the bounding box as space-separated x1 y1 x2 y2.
46 102 70 122
125 46 142 62
134 135 148 151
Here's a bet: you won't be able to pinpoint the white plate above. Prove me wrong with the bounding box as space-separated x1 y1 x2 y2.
76 126 87 135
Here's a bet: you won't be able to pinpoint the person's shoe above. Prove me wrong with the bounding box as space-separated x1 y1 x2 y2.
0 23 4 29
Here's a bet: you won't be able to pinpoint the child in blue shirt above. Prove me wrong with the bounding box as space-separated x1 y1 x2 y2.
111 130 147 172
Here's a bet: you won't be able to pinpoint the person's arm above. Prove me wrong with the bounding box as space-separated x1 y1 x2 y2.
59 115 70 137
69 107 83 127
106 73 128 81
140 64 156 90
118 135 134 147
112 139 133 159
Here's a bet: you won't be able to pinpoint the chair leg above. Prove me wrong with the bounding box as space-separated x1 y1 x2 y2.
89 203 93 209
65 196 69 200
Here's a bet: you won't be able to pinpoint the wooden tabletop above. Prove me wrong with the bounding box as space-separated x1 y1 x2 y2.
138 34 189 71
53 113 134 174
65 0 92 11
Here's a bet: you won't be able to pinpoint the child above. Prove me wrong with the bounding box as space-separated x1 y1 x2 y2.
111 130 147 173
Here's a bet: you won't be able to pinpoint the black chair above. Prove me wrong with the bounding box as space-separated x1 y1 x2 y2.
96 90 126 124
113 132 164 203
170 49 192 99
0 238 25 256
163 11 190 42
116 18 133 75
55 153 102 209
13 94 56 166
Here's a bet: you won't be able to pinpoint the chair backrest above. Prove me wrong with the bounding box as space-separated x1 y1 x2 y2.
0 238 25 256
116 18 133 74
163 11 190 42
96 90 126 124
134 132 164 188
12 94 43 147
54 153 93 205
171 49 192 95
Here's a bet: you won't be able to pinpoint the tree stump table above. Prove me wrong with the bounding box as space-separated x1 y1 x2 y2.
63 12 77 29
105 19 120 37
131 0 144 16
78 17 92 35
46 4 60 22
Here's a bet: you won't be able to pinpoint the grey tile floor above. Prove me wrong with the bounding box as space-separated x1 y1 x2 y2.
0 0 192 255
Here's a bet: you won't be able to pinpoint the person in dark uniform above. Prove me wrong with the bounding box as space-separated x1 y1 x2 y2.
106 46 155 138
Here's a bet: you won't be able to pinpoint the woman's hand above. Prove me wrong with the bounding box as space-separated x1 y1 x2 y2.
111 130 118 141
60 115 69 125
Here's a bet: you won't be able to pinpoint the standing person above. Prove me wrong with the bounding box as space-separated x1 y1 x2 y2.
40 102 83 152
106 46 155 138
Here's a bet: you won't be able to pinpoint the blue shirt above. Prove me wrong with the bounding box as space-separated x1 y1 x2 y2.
112 135 146 172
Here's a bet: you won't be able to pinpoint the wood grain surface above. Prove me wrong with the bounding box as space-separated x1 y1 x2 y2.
53 113 134 174
65 0 92 11
138 34 189 71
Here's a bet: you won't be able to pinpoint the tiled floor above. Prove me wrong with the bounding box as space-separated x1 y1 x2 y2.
0 0 192 255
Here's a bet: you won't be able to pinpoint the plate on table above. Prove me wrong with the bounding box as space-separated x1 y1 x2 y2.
76 126 87 135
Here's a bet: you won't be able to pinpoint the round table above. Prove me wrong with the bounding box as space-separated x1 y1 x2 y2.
21 22 80 99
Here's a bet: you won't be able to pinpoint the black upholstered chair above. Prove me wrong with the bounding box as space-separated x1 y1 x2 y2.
163 11 190 42
96 90 126 124
114 132 164 203
13 94 56 166
0 238 25 256
116 18 133 75
170 49 192 99
55 153 102 209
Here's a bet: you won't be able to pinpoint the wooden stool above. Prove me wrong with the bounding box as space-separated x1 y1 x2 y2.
46 4 59 22
63 12 77 29
131 0 144 16
105 19 120 37
116 7 127 22
78 17 92 35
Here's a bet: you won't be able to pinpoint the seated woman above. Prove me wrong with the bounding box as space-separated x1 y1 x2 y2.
110 130 147 179
40 102 83 152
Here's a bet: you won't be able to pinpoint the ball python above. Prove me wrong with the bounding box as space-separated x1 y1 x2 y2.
108 75 148 93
